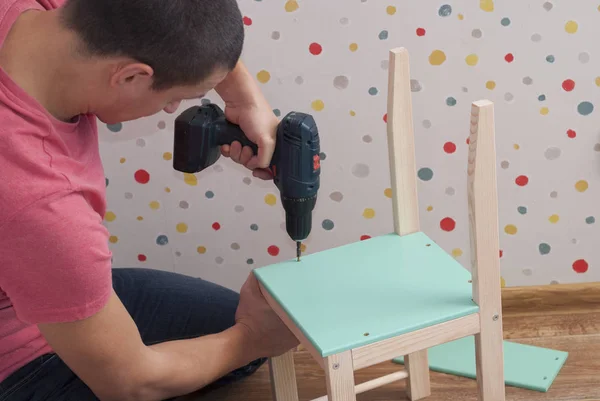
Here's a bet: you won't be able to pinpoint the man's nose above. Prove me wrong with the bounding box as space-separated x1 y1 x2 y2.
164 101 181 114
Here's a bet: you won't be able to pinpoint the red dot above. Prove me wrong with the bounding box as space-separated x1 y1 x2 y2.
504 53 514 63
515 175 529 186
138 254 147 262
416 28 426 36
572 259 588 273
466 137 470 145
567 129 577 138
444 142 457 154
134 169 150 184
309 42 322 55
440 217 456 232
360 235 371 241
383 113 388 123
562 79 575 92
242 16 252 26
212 222 221 231
499 250 504 258
268 245 280 256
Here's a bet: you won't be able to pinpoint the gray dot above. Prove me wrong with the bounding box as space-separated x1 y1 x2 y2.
550 280 560 285
243 177 252 185
175 251 182 257
156 235 169 246
246 258 254 265
445 187 455 196
213 165 224 172
322 219 334 230
544 147 561 160
571 238 578 244
234 205 244 213
215 257 224 264
201 98 211 105
231 243 240 250
362 135 372 143
550 191 558 198
543 1 553 11
462 87 469 93
472 29 483 39
351 163 370 178
295 76 304 85
523 76 533 85
422 120 432 129
250 223 259 231
271 31 280 40
124 192 133 199
504 92 514 102
179 201 189 209
579 52 590 63
333 75 350 90
522 268 533 276
136 138 146 147
381 60 389 70
531 33 542 42
501 161 510 169
339 17 349 25
410 79 422 92
330 191 344 202
319 152 326 160
594 143 600 152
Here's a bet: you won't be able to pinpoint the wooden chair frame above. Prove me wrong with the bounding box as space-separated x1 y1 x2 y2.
260 47 506 401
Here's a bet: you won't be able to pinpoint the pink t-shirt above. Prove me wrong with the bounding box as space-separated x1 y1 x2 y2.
0 0 112 382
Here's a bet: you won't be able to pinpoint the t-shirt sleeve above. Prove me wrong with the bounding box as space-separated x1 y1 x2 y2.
0 190 113 324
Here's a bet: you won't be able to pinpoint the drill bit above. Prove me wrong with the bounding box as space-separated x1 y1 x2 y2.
296 241 302 261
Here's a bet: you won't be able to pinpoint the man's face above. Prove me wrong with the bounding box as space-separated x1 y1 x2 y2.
94 66 229 125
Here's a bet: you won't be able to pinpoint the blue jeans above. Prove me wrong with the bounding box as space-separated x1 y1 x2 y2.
0 268 266 400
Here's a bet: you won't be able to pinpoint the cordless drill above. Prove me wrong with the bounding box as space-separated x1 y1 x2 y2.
172 103 321 261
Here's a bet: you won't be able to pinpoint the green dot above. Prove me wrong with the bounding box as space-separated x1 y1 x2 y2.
517 206 527 215
446 97 457 106
546 55 555 63
501 17 511 26
538 243 551 255
578 101 594 116
417 167 434 181
107 123 123 132
586 216 595 224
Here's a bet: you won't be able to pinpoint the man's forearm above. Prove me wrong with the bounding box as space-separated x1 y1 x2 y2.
215 60 265 107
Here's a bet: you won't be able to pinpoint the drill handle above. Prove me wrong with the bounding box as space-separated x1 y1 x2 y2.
215 123 259 155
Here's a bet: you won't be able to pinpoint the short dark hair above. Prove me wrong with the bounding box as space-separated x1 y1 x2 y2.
60 0 244 90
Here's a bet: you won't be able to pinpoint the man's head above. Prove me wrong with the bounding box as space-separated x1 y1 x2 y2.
58 0 244 124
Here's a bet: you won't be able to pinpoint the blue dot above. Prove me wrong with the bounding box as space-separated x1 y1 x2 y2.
368 87 378 95
538 94 546 101
273 109 281 117
250 224 259 231
578 101 594 116
546 55 555 63
418 167 434 181
539 243 551 255
107 123 122 133
517 206 527 215
201 98 211 105
378 30 388 40
247 258 254 264
446 97 457 106
105 177 109 187
156 235 169 246
501 17 511 26
322 219 334 230
205 191 214 199
438 4 452 16
586 216 595 224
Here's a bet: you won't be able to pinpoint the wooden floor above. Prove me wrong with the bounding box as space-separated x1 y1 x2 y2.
184 283 600 401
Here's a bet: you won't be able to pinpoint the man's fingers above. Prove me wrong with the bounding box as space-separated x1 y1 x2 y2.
240 146 254 167
247 136 275 170
229 141 243 163
221 144 231 158
252 168 274 181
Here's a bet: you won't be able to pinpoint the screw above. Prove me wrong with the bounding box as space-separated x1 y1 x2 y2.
468 280 473 283
333 363 340 370
493 314 499 321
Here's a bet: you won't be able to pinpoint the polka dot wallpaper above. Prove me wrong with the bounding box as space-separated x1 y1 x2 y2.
99 0 600 291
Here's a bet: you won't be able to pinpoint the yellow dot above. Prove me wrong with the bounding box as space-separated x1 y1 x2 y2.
513 144 520 150
595 77 600 86
184 173 197 186
197 246 207 254
452 248 463 258
363 208 375 219
458 13 464 20
384 188 392 198
485 80 496 90
119 157 126 164
264 193 277 206
504 224 517 235
349 43 358 52
256 70 271 84
137 216 144 221
465 54 479 66
104 211 116 222
349 110 356 116
163 152 172 161
426 205 433 212
109 235 118 244
176 223 188 233
285 0 299 12
565 20 578 34
540 107 549 115
301 243 307 252
549 214 560 224
164 187 171 193
575 180 589 192
501 276 506 288
429 50 447 66
149 201 160 210
386 5 396 15
598 5 600 11
311 100 325 112
480 0 494 12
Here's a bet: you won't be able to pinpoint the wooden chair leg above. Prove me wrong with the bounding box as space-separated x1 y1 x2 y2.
474 329 505 401
269 351 299 401
405 349 431 400
324 351 356 401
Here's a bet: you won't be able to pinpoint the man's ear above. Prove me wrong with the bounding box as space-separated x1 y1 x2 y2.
110 62 154 88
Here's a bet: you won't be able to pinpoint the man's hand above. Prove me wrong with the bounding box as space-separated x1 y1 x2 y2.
215 61 278 181
235 272 299 358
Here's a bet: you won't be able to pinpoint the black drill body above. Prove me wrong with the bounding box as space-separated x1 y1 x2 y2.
172 104 320 256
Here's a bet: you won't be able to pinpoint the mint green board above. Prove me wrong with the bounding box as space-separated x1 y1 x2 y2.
254 232 479 357
393 336 568 392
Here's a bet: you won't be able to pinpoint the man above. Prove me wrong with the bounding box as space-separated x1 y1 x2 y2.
0 0 299 400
